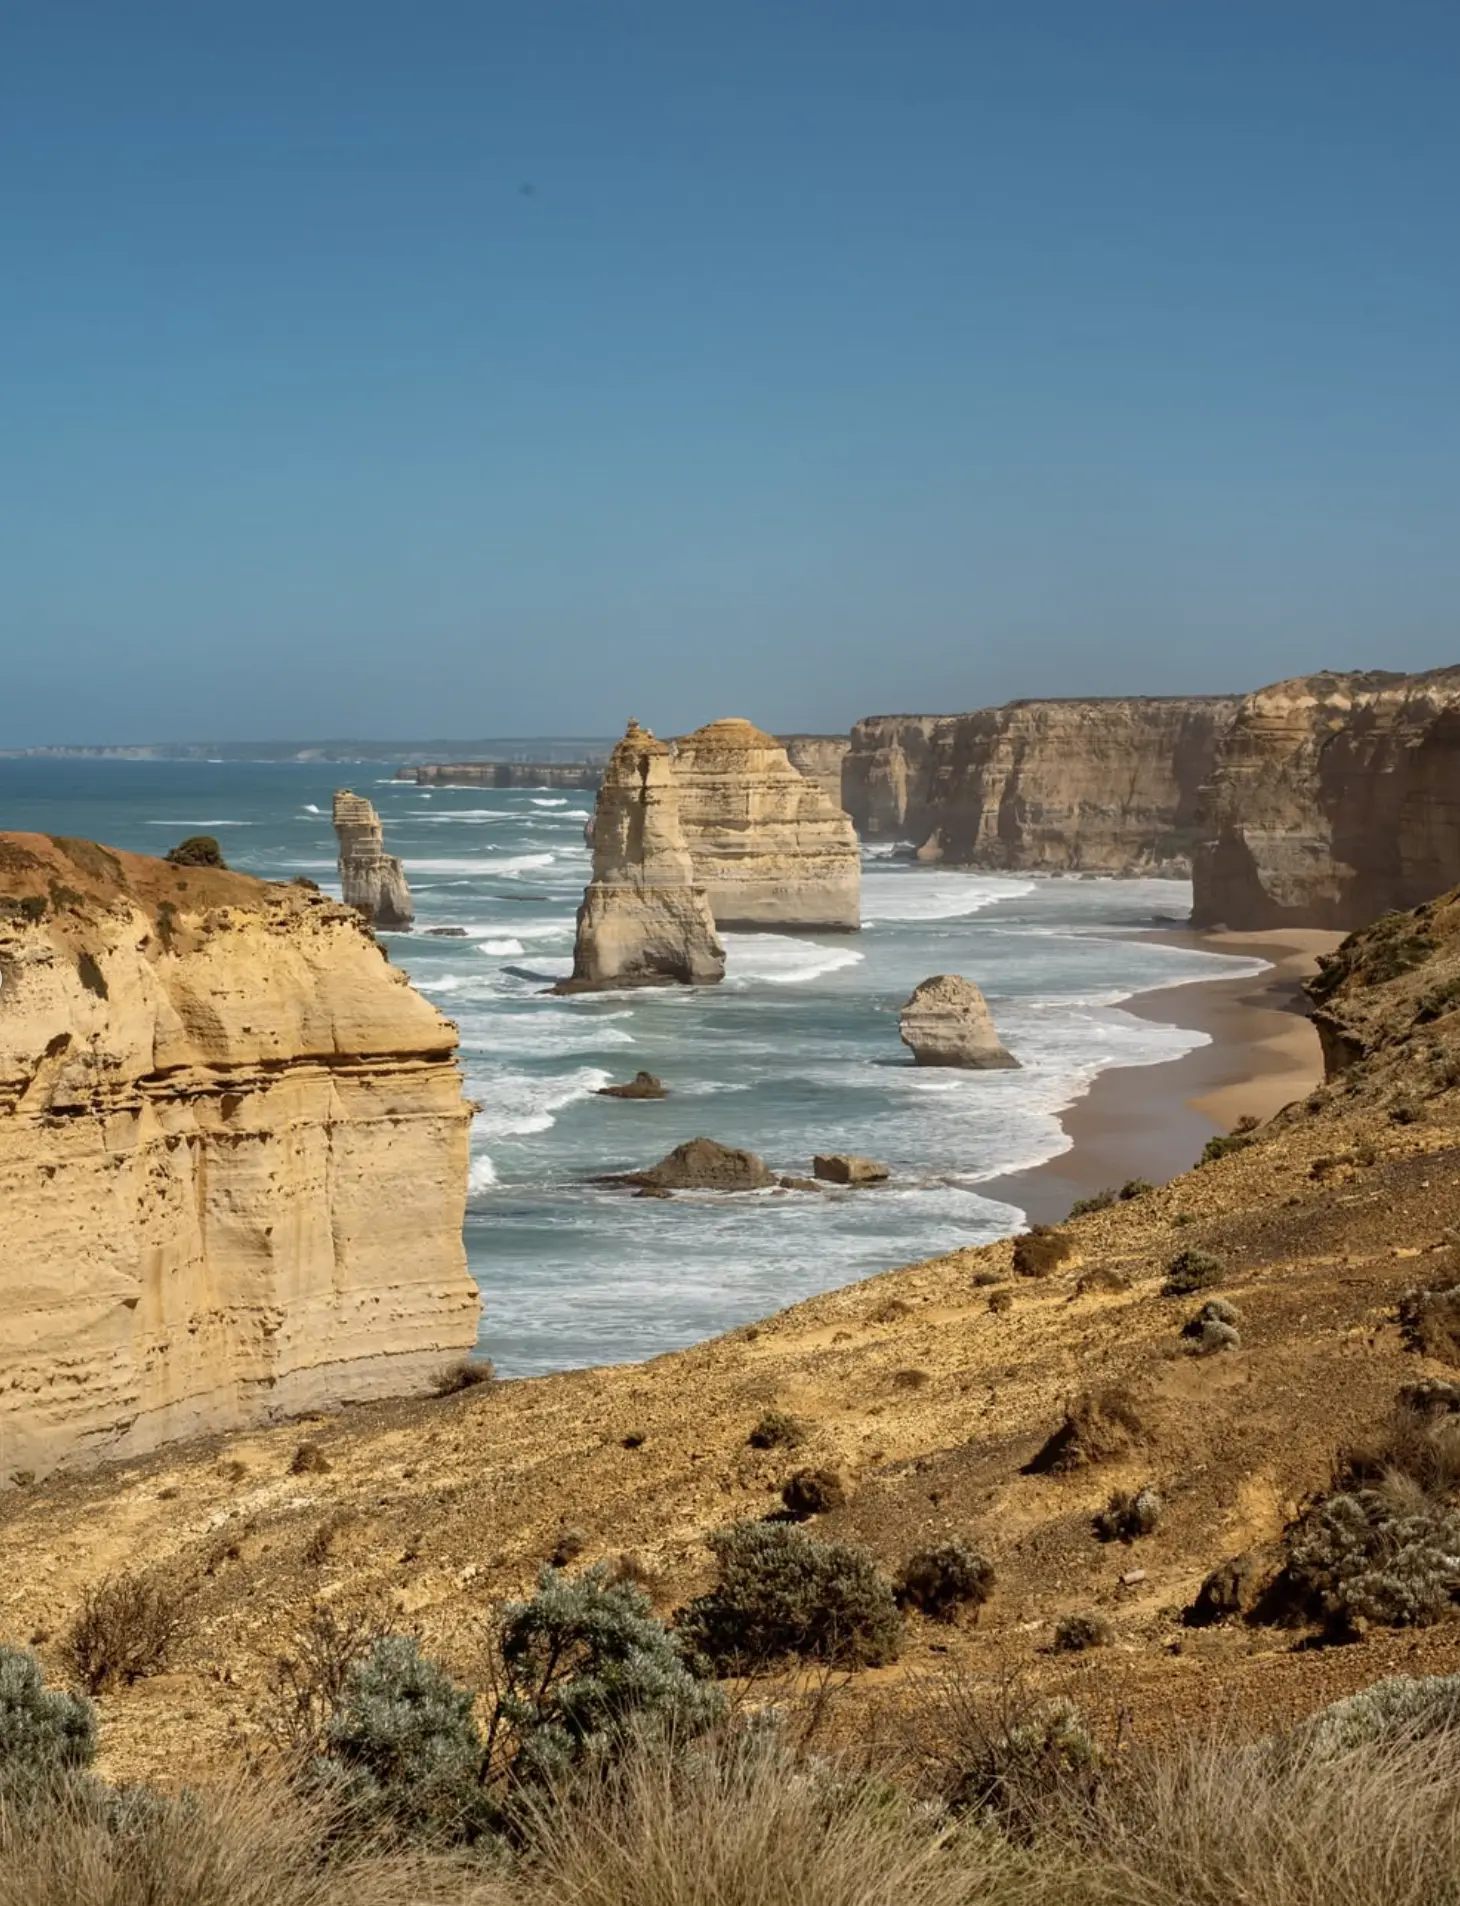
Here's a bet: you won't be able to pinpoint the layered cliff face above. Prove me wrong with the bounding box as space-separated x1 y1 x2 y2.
0 835 477 1479
672 720 861 930
333 790 414 928
1192 669 1460 930
777 735 851 811
844 700 1237 872
841 716 948 840
401 762 604 790
560 722 725 991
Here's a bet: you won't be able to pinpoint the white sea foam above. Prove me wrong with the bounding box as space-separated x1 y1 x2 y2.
481 937 526 956
301 803 324 814
144 818 254 827
721 933 866 986
460 1009 635 1059
468 1150 499 1193
531 797 569 807
473 1065 614 1139
861 872 1035 923
409 853 557 877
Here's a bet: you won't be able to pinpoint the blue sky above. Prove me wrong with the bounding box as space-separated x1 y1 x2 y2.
2 1 1457 743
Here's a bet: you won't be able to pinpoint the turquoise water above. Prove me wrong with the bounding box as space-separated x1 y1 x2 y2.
0 758 1264 1374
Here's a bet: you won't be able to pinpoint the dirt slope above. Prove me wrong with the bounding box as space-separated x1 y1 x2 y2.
7 889 1460 1781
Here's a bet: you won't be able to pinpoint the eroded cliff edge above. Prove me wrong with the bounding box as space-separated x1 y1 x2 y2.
844 698 1238 871
0 834 477 1480
1192 668 1460 929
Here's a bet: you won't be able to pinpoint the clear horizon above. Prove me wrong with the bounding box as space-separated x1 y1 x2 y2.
3 2 1457 745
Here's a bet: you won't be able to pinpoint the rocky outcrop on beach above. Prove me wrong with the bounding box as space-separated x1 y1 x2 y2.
671 720 861 930
332 789 414 928
778 735 851 810
559 722 725 992
619 1137 775 1192
0 834 477 1479
899 974 1019 1068
400 762 604 789
845 700 1237 871
1192 668 1460 930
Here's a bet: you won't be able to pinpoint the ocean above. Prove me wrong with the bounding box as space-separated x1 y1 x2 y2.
0 757 1265 1375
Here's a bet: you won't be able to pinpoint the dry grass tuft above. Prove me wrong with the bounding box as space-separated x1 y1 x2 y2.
63 1571 192 1694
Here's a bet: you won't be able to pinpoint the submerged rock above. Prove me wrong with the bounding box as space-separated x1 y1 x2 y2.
812 1154 890 1186
596 1071 668 1100
557 721 724 993
614 1137 775 1193
899 974 1019 1069
333 790 414 929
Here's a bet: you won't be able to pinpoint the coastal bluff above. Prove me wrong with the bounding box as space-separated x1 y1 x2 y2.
0 834 477 1479
1192 667 1460 929
672 719 861 930
843 698 1237 872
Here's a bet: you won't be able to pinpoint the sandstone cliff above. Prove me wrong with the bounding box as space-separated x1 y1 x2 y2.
842 716 948 840
777 735 851 811
400 762 604 790
846 700 1237 871
1192 669 1460 930
672 720 861 930
332 790 414 928
0 834 478 1480
559 722 724 991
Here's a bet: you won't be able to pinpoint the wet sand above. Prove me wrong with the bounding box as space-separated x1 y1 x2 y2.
982 927 1344 1226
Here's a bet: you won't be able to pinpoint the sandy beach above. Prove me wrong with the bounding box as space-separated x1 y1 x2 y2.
982 926 1345 1226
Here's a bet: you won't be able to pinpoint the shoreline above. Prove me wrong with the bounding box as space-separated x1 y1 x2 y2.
980 926 1343 1227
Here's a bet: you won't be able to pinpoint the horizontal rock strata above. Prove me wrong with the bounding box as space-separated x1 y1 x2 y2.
777 735 851 810
332 790 414 928
1192 668 1460 929
846 700 1238 872
0 834 477 1480
672 720 861 930
559 722 725 992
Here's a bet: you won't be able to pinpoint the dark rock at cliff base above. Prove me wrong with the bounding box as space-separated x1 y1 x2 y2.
425 926 469 938
778 1175 824 1193
596 1071 668 1100
612 1137 776 1193
812 1154 890 1186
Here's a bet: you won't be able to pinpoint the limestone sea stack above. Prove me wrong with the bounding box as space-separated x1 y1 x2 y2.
558 721 725 992
899 974 1019 1068
333 789 414 929
0 833 478 1480
672 719 861 930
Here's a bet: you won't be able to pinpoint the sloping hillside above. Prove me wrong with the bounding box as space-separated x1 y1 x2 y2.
6 889 1460 1781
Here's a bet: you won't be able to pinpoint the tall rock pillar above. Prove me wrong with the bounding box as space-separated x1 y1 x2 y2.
559 721 725 991
333 790 414 930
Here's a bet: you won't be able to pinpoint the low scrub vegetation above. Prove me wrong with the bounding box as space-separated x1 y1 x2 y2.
895 1540 994 1622
63 1570 192 1694
1162 1247 1226 1296
1012 1226 1074 1278
1028 1389 1144 1474
676 1520 902 1670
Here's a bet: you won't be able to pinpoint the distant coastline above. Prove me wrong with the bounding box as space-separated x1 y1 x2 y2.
0 736 617 765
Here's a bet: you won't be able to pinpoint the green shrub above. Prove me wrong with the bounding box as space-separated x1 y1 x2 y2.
1068 1190 1116 1219
1183 1300 1243 1354
896 1541 994 1622
1296 1674 1460 1756
491 1564 722 1789
1162 1248 1226 1297
677 1521 902 1670
1199 1130 1255 1166
747 1410 805 1450
1012 1226 1074 1278
1120 1178 1154 1200
0 1646 97 1794
164 835 226 869
312 1634 491 1844
945 1694 1101 1836
1286 1489 1460 1632
781 1467 847 1520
